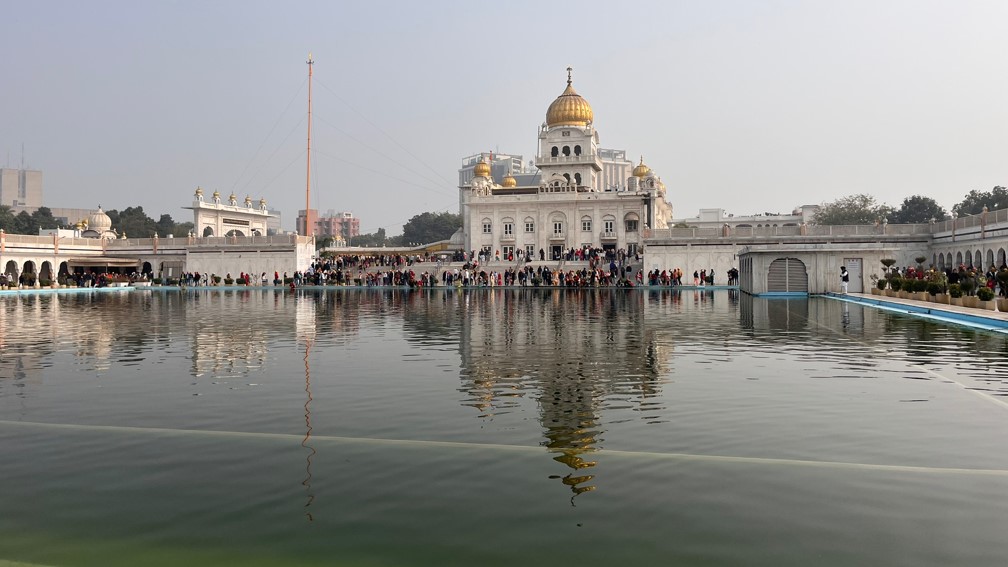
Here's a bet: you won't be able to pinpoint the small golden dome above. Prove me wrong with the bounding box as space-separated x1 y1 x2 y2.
502 172 517 188
473 157 491 178
259 197 267 207
229 192 237 202
546 67 593 127
244 195 253 205
195 186 203 196
213 190 221 199
632 156 651 178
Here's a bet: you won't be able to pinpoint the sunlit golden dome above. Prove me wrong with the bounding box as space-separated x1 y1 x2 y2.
228 192 237 202
195 186 203 197
244 195 253 206
546 67 593 127
259 197 267 207
87 206 112 231
212 189 221 200
632 156 651 178
473 157 491 178
501 172 517 188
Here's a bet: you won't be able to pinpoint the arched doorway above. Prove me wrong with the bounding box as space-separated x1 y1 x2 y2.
998 248 1006 268
986 249 995 270
20 261 36 285
956 251 963 266
39 261 53 284
142 262 153 277
767 258 808 293
4 260 17 278
202 226 215 237
225 229 244 237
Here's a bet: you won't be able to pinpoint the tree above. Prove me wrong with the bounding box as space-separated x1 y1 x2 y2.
890 195 948 224
0 205 15 232
12 211 33 234
952 186 1008 217
812 194 893 225
352 227 388 247
401 211 462 245
108 206 156 237
172 222 194 237
30 207 60 230
154 214 176 237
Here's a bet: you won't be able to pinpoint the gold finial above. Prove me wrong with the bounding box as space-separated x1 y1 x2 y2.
566 66 572 85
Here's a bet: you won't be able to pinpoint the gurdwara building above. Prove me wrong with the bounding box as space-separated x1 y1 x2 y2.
459 69 673 260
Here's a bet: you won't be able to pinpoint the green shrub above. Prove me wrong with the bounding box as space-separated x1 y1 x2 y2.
912 279 928 292
224 278 234 285
977 287 995 301
888 277 903 292
284 277 294 285
152 278 162 284
926 282 943 296
39 278 52 287
949 283 963 298
876 278 887 290
213 275 222 285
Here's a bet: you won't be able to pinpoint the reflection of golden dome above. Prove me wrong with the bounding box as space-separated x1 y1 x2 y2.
88 207 112 231
632 156 651 178
473 157 491 178
501 172 517 188
546 67 593 127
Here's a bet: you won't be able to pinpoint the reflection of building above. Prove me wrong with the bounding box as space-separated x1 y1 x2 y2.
407 289 670 500
460 69 673 259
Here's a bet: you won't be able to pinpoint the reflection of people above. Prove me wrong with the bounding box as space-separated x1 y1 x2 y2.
840 266 849 294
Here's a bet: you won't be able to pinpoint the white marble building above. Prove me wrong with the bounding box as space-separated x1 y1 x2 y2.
459 69 673 259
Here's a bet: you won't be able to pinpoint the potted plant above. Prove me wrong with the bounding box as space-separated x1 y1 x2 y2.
977 286 996 310
224 277 234 285
926 281 944 303
914 256 927 270
876 276 887 294
960 274 978 307
949 283 963 306
881 258 897 273
886 276 901 297
912 278 929 301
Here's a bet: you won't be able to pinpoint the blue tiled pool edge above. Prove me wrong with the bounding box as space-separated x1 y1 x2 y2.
822 293 1008 334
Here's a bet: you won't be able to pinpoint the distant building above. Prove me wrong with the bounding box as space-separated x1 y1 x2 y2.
671 206 820 230
297 209 360 240
0 168 43 210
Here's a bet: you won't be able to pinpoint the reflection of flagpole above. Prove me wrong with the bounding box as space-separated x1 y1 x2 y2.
301 338 316 521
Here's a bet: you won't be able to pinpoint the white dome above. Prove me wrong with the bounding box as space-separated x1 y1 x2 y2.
88 207 112 231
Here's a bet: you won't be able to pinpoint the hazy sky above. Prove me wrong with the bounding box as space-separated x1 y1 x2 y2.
2 0 1006 233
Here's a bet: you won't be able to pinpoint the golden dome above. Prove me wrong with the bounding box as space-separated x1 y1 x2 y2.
259 197 267 207
195 186 203 197
545 67 593 127
501 172 517 188
632 156 651 178
473 157 491 178
228 192 237 202
244 195 253 205
213 190 221 199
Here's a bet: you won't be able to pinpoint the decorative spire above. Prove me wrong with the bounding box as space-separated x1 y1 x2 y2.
566 66 572 85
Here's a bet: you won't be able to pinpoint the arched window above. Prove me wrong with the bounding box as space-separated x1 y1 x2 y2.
551 146 559 157
574 173 582 186
563 173 571 183
562 146 571 156
574 145 582 156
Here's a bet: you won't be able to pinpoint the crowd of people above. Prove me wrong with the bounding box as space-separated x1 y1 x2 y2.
887 263 1008 297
